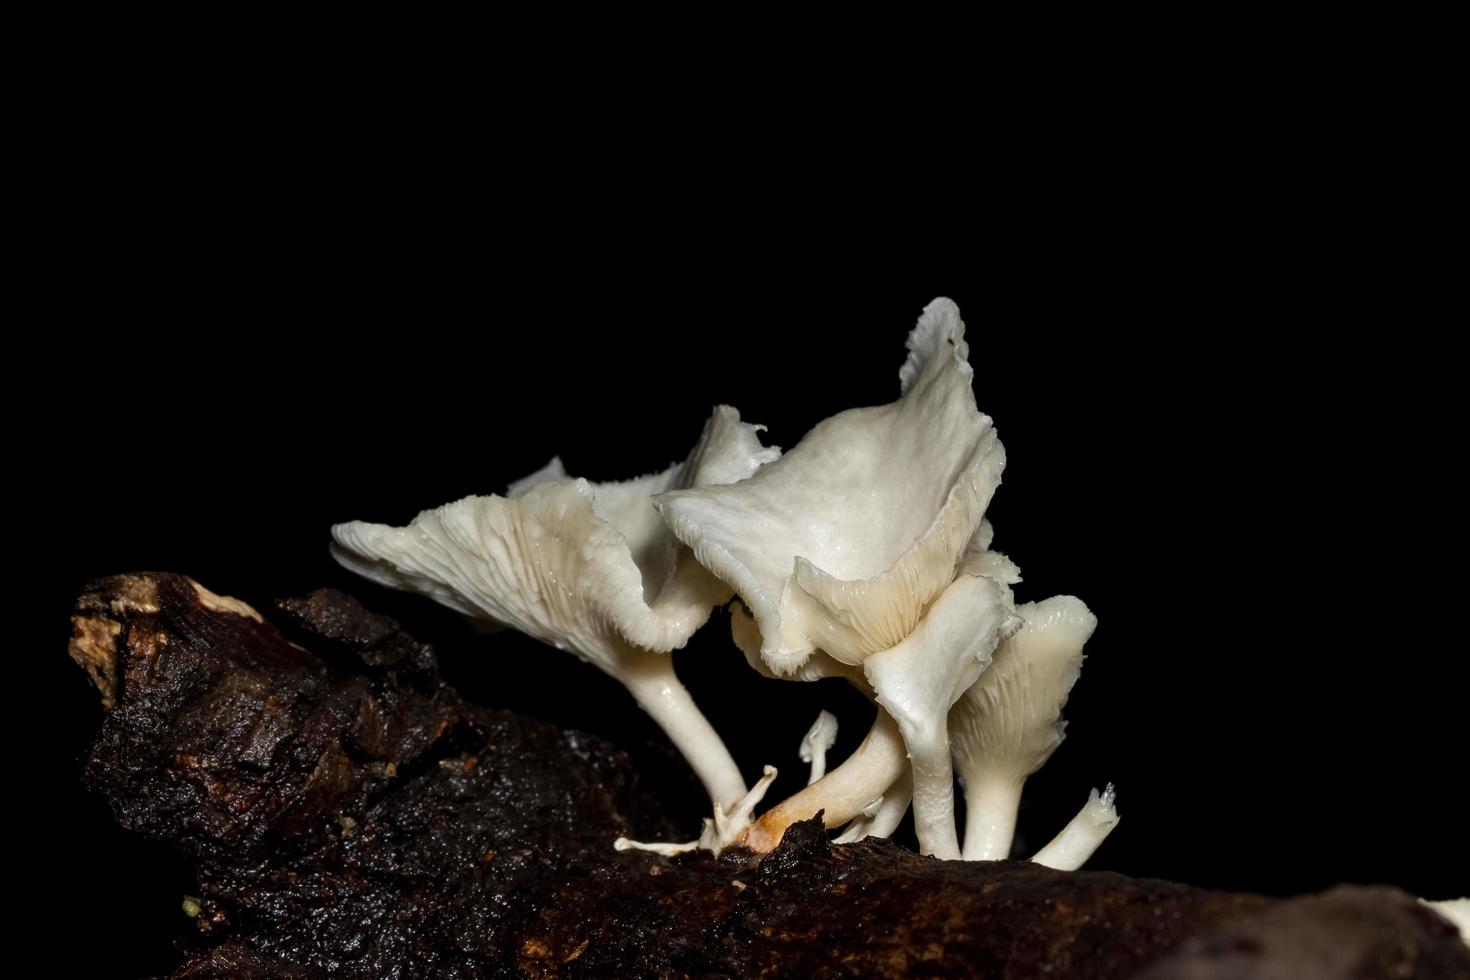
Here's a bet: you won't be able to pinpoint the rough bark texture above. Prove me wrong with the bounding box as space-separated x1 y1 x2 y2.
68 574 1470 980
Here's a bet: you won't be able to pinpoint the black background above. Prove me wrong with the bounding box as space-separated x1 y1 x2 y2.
25 162 1465 975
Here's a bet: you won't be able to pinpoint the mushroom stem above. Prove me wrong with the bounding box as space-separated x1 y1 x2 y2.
621 655 747 811
908 728 961 859
961 775 1023 861
1028 785 1119 871
745 708 907 852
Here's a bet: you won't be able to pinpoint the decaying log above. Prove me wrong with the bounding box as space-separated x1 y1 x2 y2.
68 574 1470 979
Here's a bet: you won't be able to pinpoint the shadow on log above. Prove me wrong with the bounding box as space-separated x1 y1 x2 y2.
68 574 1469 979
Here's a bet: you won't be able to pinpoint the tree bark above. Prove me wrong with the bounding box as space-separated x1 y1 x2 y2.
68 574 1469 979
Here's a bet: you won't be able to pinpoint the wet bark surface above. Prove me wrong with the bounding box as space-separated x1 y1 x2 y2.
68 574 1469 979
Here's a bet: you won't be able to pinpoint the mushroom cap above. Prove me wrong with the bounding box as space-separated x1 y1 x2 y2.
951 594 1097 782
657 298 1004 675
331 405 778 677
799 710 840 765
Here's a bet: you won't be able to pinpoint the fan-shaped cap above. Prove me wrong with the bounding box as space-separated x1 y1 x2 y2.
656 298 1004 675
330 405 778 679
951 594 1097 783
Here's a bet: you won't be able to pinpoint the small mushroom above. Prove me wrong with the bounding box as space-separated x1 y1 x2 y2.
656 298 1005 678
951 595 1096 861
799 710 839 785
865 572 1022 858
331 406 777 811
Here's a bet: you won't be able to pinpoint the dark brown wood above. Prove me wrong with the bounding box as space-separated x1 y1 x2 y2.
68 574 1469 979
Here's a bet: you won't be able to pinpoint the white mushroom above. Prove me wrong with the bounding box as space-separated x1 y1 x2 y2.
951 595 1096 861
799 710 839 785
653 300 1012 856
865 572 1022 858
656 298 1005 677
328 299 1119 868
331 405 777 811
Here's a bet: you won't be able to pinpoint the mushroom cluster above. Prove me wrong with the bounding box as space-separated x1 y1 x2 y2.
332 299 1117 866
